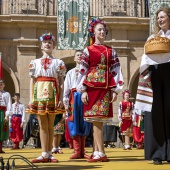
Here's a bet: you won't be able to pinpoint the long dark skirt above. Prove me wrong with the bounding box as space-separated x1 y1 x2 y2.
145 63 170 161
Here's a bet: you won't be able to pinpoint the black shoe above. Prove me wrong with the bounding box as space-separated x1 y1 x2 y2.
167 160 170 163
153 159 162 165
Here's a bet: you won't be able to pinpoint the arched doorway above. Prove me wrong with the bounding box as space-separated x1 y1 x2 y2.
3 68 15 97
2 61 19 98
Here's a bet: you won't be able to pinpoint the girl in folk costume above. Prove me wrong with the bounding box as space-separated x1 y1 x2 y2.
10 93 25 149
63 50 91 159
118 89 134 150
135 7 170 165
0 79 12 153
76 18 124 162
27 33 66 163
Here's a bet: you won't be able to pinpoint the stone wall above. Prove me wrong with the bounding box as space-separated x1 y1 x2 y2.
0 14 149 124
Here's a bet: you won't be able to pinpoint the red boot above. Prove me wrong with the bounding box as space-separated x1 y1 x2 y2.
137 143 143 149
11 142 20 150
68 139 73 149
70 136 81 159
0 141 5 153
81 136 90 159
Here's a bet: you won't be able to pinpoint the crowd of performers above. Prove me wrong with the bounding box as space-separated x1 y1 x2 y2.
0 6 170 165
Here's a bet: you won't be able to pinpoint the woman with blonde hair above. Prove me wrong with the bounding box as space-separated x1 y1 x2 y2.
135 7 170 165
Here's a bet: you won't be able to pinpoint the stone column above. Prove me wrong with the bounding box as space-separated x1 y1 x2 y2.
14 25 39 105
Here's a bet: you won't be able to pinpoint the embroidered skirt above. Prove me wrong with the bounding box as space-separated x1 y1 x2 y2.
0 106 9 141
53 114 65 135
84 87 113 122
27 76 65 115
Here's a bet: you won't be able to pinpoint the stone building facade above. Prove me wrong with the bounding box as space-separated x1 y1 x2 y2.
0 0 149 123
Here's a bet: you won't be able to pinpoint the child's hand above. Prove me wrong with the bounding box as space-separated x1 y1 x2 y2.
64 105 71 114
20 122 24 129
58 101 64 108
111 92 117 102
81 92 89 105
4 117 9 123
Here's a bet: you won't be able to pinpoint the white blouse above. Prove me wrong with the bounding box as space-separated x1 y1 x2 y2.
29 56 66 79
63 67 79 105
141 30 170 73
11 102 26 122
0 91 12 118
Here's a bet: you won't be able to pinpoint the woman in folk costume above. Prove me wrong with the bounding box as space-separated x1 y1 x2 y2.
118 89 134 150
27 33 66 163
10 93 25 149
135 7 170 165
63 50 91 159
76 18 124 162
0 79 12 153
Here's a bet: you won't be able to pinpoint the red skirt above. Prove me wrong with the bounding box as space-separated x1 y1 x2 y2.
120 119 132 134
84 87 113 118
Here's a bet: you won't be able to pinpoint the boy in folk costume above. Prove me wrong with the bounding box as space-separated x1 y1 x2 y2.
63 50 91 159
118 89 134 150
10 93 25 149
0 79 12 153
27 33 66 163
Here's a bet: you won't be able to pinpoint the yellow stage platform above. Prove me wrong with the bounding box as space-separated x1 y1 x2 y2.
0 147 170 170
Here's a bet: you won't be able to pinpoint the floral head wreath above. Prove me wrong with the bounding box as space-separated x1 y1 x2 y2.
122 89 131 98
88 18 108 38
39 32 55 42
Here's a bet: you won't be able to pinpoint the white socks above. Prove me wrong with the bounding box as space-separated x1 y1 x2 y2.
36 152 49 160
124 145 130 149
93 151 106 159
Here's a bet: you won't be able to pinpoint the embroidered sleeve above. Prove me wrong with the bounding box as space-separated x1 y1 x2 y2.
131 102 136 121
63 70 71 106
57 60 67 76
76 48 89 92
118 101 122 121
21 104 26 123
110 49 124 94
4 92 13 118
29 60 36 76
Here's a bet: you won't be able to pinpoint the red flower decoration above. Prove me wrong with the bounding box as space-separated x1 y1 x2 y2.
44 35 51 40
115 58 120 63
118 81 124 86
80 69 85 74
111 71 117 77
111 59 115 64
84 57 89 63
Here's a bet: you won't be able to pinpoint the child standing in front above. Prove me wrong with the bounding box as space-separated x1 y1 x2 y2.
27 33 66 163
